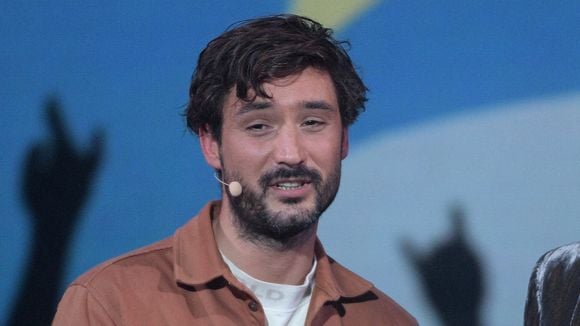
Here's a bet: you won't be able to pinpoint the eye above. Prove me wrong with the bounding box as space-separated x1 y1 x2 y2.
246 123 272 135
302 119 326 130
247 123 267 130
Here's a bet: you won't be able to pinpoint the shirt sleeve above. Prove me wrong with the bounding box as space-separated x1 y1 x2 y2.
52 284 116 326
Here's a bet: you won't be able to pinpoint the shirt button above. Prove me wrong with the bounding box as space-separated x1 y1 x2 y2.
248 300 259 312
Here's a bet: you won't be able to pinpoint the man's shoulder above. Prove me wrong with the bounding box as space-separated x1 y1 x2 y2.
365 286 417 324
71 236 175 289
324 256 417 324
54 234 190 324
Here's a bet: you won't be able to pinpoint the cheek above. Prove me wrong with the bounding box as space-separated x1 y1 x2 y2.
308 140 343 169
221 139 270 172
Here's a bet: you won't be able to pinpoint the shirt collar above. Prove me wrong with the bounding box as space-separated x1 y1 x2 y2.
174 201 227 285
173 200 374 299
312 239 374 300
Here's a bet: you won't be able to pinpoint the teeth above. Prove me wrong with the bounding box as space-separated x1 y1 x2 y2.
276 182 303 189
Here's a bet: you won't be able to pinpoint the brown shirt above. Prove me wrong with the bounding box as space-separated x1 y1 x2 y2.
53 201 416 325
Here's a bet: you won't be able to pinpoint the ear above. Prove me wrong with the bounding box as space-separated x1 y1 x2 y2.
199 126 222 170
341 127 349 159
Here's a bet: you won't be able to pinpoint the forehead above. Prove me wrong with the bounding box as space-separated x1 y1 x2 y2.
222 68 339 115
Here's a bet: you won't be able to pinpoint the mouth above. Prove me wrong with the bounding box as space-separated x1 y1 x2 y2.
270 178 312 194
260 166 322 200
274 180 309 190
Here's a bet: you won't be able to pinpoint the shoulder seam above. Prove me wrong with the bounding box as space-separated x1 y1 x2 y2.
75 239 173 286
68 283 118 325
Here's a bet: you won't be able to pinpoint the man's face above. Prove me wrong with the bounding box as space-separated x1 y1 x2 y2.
202 68 348 245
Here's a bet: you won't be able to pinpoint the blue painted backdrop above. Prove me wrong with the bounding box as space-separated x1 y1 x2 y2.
2 1 579 325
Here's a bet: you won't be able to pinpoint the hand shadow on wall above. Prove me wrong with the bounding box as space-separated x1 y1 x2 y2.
8 96 104 326
402 204 485 326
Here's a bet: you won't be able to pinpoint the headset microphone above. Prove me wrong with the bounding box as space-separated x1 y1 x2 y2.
214 173 243 197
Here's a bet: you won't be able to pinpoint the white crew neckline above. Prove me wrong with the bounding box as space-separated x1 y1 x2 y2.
221 252 317 311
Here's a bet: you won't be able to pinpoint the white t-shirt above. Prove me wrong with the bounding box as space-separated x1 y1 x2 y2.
221 254 317 326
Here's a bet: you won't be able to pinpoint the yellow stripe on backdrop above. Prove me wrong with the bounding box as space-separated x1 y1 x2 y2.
289 0 381 31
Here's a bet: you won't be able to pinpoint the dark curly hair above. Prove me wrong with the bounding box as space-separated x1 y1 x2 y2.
185 14 367 142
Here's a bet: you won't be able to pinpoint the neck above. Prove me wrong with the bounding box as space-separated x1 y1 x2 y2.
212 200 318 285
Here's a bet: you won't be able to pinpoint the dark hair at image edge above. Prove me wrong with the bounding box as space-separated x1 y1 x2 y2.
185 14 368 141
523 242 580 325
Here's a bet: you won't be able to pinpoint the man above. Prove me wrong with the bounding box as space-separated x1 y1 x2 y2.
53 14 416 325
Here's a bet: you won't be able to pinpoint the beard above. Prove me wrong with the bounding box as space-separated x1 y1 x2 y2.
222 164 341 249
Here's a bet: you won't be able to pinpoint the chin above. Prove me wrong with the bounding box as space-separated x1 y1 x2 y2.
270 197 316 213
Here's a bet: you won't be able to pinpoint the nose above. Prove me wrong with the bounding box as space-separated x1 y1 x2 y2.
273 126 306 166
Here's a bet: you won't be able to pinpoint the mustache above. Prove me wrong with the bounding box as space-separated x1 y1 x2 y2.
259 165 322 188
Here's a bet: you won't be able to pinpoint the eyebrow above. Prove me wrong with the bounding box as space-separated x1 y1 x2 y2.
302 100 336 111
236 100 336 115
237 101 272 115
